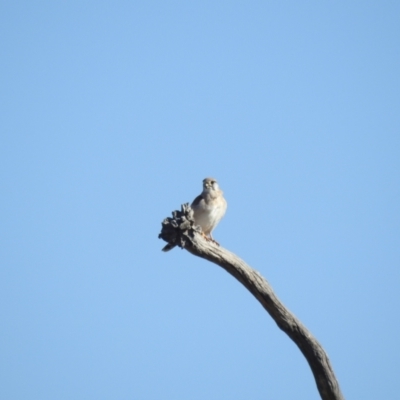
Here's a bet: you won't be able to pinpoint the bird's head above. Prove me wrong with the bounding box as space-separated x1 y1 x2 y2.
202 177 219 192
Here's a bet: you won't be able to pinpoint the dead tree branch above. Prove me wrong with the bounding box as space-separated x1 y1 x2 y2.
159 204 344 400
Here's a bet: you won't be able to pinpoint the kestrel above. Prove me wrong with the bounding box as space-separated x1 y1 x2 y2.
162 177 227 252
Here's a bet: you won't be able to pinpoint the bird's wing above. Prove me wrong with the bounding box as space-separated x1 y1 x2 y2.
191 194 204 207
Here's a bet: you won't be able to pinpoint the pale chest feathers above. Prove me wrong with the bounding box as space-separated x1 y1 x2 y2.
192 192 227 235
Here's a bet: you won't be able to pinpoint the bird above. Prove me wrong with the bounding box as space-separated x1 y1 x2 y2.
162 177 227 252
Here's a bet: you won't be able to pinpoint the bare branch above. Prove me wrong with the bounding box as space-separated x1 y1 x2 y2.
159 204 344 400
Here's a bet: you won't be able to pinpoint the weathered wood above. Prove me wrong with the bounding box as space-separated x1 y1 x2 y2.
159 204 344 400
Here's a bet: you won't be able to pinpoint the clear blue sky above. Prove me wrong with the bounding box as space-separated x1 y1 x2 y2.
1 2 399 399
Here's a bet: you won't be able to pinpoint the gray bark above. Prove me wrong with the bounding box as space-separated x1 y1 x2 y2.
159 204 344 400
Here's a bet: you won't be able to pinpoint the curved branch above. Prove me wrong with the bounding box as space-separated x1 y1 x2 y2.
159 204 344 400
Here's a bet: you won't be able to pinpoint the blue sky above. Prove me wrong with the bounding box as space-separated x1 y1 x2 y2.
1 2 399 399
